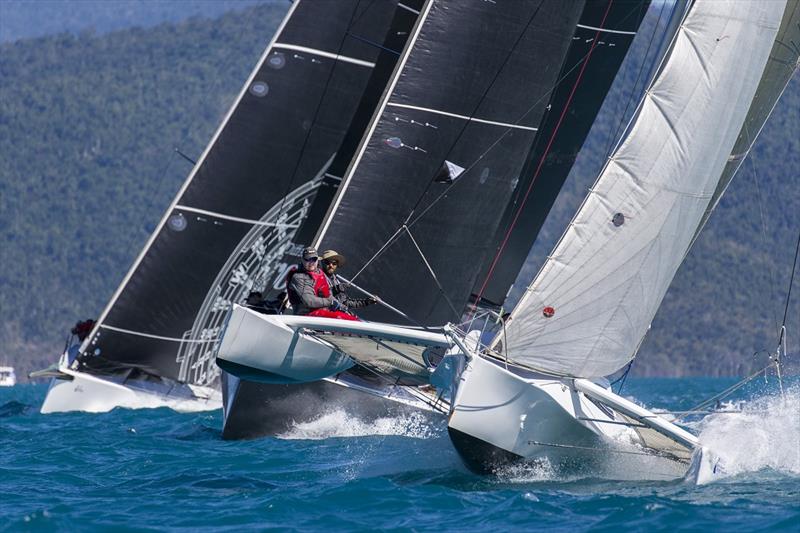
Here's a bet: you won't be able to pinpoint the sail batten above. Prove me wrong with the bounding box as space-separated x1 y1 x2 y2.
502 0 787 378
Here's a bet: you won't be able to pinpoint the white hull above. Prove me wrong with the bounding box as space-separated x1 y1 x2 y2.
40 364 221 414
216 306 353 383
448 354 709 481
0 366 16 386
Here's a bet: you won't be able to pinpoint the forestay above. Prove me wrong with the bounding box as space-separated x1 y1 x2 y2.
503 0 786 378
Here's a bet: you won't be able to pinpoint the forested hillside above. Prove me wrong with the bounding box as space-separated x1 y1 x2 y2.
0 2 797 380
0 0 269 42
0 3 288 378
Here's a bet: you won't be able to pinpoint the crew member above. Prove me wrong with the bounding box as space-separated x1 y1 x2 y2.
286 246 359 321
320 249 378 312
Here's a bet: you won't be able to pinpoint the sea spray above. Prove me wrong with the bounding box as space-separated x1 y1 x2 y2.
277 408 440 440
696 385 800 477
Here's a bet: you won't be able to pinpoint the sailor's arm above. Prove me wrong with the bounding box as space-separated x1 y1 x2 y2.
289 275 334 309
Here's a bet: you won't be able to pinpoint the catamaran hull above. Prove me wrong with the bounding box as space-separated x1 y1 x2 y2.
221 371 441 439
40 367 221 414
448 355 691 479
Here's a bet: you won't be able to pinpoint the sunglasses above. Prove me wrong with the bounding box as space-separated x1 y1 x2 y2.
303 257 319 262
326 260 339 266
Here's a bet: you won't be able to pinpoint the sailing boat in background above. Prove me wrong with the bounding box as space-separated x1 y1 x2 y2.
217 0 797 480
219 0 653 439
37 0 400 413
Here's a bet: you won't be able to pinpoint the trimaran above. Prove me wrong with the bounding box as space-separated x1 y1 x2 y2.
216 0 799 481
221 0 655 439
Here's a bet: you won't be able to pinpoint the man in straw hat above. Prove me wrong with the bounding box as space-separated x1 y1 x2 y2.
320 250 378 315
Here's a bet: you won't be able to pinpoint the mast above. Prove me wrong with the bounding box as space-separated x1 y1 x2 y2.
501 0 788 378
312 0 592 326
77 0 400 385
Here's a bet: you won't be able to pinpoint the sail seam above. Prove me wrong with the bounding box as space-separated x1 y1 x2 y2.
100 325 218 344
386 102 539 131
273 43 376 68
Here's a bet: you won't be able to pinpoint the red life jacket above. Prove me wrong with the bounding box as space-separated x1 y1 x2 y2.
285 266 330 297
310 269 331 298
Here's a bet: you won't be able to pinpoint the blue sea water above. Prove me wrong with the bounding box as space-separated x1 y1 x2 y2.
1 378 798 532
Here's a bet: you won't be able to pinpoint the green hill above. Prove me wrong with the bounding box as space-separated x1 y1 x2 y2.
0 3 288 378
0 3 797 380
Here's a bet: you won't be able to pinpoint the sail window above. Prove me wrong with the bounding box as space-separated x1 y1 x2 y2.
268 52 286 69
479 167 490 184
434 160 466 184
612 212 625 227
385 137 403 149
249 81 269 97
168 213 187 232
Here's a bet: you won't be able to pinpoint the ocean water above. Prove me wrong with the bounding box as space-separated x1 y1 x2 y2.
1 378 798 532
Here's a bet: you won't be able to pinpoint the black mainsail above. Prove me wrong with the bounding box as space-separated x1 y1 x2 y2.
74 0 399 387
313 0 627 326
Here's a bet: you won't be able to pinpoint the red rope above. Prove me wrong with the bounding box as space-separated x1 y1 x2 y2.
472 0 615 310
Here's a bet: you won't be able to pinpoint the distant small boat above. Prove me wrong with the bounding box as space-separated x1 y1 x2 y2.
0 366 17 387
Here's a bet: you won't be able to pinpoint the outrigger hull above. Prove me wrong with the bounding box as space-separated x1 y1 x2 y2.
217 305 449 439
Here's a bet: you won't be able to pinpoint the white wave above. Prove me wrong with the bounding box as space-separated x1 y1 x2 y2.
278 409 438 440
494 457 560 482
697 386 800 478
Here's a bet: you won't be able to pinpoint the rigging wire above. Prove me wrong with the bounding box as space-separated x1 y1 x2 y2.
677 360 777 421
399 0 548 224
778 229 799 347
345 0 552 321
349 1 647 301
748 126 782 336
469 0 616 314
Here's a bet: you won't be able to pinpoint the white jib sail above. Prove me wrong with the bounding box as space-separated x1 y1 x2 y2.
502 0 786 378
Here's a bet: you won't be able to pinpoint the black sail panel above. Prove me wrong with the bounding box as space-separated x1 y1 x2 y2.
260 0 425 296
80 0 399 383
471 0 651 309
315 0 586 325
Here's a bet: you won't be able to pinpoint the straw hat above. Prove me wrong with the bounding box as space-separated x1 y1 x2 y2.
320 249 346 267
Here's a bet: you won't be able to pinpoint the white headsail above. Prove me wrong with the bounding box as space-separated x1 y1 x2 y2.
501 0 787 378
